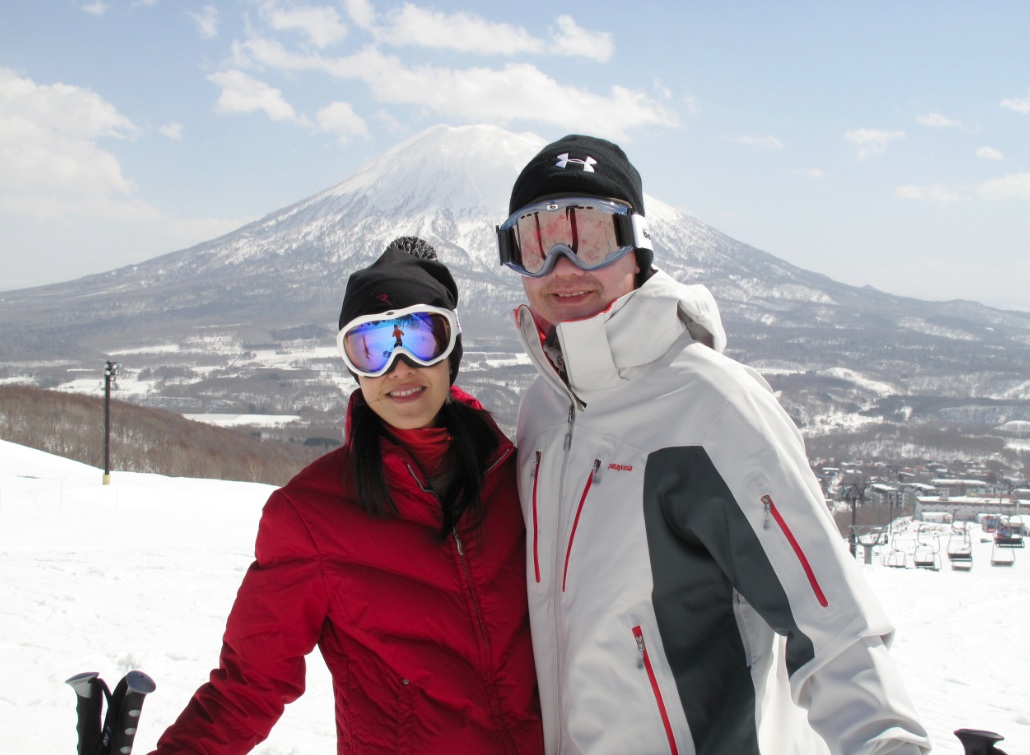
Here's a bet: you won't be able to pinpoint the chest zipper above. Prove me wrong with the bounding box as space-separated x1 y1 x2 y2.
561 458 601 592
563 403 575 451
632 626 679 755
453 529 489 643
761 495 828 607
531 451 542 583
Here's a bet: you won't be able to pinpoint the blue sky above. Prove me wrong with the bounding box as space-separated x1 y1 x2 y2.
2 1 1028 311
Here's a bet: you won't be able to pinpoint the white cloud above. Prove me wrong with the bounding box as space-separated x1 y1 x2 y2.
316 101 368 143
230 37 320 72
347 50 676 140
345 0 376 30
0 72 251 274
77 0 110 16
380 6 544 55
1000 91 1030 114
188 6 219 40
896 184 963 205
807 168 826 179
917 112 961 129
364 7 610 61
263 4 348 49
725 134 785 149
680 91 699 116
977 173 1030 201
976 146 1003 161
232 39 675 140
159 122 183 140
547 16 614 62
208 70 305 124
0 68 150 220
844 128 905 159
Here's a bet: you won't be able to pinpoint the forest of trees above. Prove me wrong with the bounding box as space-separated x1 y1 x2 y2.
0 385 320 486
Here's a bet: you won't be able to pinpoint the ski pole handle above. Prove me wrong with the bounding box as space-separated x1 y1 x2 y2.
66 671 105 755
101 670 157 755
954 728 1008 755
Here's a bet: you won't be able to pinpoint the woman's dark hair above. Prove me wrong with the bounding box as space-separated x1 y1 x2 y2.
348 393 500 537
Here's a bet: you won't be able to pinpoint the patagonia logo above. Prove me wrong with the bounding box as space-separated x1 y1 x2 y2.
607 463 634 472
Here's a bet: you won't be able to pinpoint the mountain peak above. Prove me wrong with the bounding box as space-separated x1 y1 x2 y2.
318 124 546 218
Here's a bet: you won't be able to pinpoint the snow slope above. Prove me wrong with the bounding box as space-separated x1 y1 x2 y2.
1 439 1026 753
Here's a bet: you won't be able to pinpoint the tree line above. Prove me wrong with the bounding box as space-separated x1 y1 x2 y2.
0 385 319 486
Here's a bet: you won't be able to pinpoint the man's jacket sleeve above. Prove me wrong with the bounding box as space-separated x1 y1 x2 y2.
661 385 930 755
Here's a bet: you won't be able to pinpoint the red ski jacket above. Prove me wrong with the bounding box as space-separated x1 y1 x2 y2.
152 387 543 754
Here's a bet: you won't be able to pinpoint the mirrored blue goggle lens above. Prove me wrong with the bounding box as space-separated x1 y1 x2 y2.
342 312 452 375
508 203 625 274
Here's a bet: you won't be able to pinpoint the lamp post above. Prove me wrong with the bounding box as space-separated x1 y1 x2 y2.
103 361 120 485
845 482 867 558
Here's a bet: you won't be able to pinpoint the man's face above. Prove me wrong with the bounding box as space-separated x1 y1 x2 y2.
522 252 640 329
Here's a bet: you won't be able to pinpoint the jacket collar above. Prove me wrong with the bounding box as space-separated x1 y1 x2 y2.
514 269 726 398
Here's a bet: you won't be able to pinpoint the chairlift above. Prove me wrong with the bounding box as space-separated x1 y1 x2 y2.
853 526 883 565
883 535 908 568
991 541 1016 567
946 522 973 571
913 547 941 571
913 525 941 571
994 523 1024 549
884 549 907 568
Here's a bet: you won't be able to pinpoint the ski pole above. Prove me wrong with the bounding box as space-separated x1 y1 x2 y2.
954 728 1007 755
66 671 107 755
99 670 157 755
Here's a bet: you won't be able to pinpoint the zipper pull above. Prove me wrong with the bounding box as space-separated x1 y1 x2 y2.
762 495 772 530
453 527 464 556
634 630 645 669
591 458 602 485
564 403 575 451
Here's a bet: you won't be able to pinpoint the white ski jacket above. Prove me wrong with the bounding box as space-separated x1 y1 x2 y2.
512 270 930 755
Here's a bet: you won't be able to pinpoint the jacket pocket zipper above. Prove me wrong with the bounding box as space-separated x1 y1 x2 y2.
562 459 600 592
761 494 828 607
632 626 679 755
531 451 542 583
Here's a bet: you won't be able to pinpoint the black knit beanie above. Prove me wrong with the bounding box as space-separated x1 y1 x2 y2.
508 134 652 274
338 237 463 384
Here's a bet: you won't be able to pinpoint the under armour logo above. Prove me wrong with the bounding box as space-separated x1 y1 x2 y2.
555 153 597 172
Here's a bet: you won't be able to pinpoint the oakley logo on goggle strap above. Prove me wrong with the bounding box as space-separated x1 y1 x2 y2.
555 153 597 172
496 196 651 278
337 304 459 378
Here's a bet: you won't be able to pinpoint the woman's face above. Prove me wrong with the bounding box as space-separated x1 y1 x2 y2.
357 357 451 430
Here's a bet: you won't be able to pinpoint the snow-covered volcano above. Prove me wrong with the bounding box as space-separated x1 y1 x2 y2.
2 124 1029 454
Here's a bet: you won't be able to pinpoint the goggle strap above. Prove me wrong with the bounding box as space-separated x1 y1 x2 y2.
496 224 513 266
613 213 634 251
630 213 652 251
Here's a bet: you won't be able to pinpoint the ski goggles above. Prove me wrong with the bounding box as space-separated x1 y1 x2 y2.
496 196 652 278
337 304 460 378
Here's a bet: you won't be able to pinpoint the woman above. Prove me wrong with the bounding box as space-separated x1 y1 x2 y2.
152 238 544 754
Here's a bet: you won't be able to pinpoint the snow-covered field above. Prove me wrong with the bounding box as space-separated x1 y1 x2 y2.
182 414 302 428
1 438 1026 753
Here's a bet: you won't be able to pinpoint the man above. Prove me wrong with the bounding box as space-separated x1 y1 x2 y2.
496 134 930 754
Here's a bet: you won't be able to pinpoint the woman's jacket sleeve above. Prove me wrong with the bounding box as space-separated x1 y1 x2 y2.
151 491 330 754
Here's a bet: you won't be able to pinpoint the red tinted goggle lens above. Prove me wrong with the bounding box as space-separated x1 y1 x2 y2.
337 306 458 378
497 197 645 277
